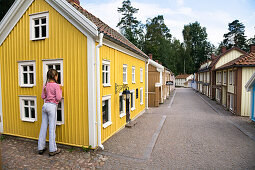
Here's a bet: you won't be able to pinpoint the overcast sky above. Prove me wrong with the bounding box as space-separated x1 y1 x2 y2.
80 0 255 46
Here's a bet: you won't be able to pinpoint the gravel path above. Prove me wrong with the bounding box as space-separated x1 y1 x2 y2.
100 88 255 170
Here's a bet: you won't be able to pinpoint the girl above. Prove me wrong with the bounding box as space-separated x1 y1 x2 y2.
38 69 62 156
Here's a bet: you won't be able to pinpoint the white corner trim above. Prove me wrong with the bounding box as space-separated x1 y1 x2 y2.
46 0 98 38
0 0 34 46
0 63 3 133
87 36 97 148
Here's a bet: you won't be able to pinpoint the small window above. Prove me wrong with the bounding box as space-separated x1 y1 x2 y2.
102 60 110 86
223 71 227 85
140 88 143 105
102 95 112 128
229 94 234 111
229 70 233 85
19 96 37 122
18 61 36 87
30 12 49 40
130 90 135 111
119 93 125 118
132 66 135 83
56 99 64 125
140 68 143 82
123 65 127 84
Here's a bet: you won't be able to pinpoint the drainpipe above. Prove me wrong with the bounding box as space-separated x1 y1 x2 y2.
96 32 104 150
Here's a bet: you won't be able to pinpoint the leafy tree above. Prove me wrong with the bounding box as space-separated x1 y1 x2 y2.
223 20 247 51
0 0 15 22
143 15 171 64
182 21 211 73
117 0 144 48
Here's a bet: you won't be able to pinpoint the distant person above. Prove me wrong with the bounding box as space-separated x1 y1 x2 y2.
38 69 62 156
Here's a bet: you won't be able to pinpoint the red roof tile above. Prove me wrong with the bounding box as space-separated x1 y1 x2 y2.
216 52 255 70
66 0 148 58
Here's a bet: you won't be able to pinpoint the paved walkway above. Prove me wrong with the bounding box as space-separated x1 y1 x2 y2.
99 88 255 169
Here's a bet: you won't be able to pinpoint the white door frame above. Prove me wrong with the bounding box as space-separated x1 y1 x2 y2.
0 63 3 133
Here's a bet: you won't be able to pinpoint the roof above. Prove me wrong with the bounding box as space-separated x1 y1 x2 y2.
176 74 191 79
245 71 255 92
216 52 255 70
67 0 148 59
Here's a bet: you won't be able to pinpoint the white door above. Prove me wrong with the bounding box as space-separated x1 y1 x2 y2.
0 63 3 133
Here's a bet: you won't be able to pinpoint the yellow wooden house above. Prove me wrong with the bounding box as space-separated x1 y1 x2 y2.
0 0 147 149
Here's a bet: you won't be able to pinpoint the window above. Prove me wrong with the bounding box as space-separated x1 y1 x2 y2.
19 96 37 122
130 90 135 111
123 65 127 84
132 66 135 83
102 60 110 86
223 71 227 85
119 93 125 118
18 61 36 87
216 89 221 102
229 70 233 85
140 68 143 82
229 94 234 111
30 12 49 40
102 95 112 128
140 88 143 105
43 59 64 125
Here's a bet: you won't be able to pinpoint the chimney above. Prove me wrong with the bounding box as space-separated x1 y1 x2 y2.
70 0 80 5
221 46 227 53
250 44 255 53
148 54 153 59
155 60 159 63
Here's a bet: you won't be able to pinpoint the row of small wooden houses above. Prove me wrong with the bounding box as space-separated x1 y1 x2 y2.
196 45 255 121
0 0 175 149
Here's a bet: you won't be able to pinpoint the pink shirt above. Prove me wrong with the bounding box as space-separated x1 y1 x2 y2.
41 82 62 105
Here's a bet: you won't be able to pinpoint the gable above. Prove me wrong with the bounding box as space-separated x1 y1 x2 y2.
215 50 244 69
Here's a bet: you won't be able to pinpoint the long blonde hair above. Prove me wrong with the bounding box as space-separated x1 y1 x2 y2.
44 69 58 93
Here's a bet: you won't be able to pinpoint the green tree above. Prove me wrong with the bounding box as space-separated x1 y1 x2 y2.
223 20 247 51
182 21 211 73
117 0 144 49
143 15 171 64
0 0 15 21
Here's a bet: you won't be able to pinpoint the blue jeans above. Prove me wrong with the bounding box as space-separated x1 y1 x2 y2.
38 103 57 152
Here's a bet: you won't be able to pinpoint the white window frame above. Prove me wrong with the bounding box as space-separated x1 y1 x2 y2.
229 70 233 85
229 94 234 111
123 64 127 84
140 88 143 105
119 93 126 118
223 71 227 85
43 59 63 85
30 12 49 40
18 61 36 87
102 60 111 86
130 90 135 111
140 68 143 82
102 95 112 128
19 96 37 122
43 59 64 125
132 66 136 83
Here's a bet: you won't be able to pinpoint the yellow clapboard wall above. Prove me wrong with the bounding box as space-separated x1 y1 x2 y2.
100 45 146 143
0 0 89 147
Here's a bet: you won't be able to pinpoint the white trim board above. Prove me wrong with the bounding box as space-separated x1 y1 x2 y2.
0 63 3 133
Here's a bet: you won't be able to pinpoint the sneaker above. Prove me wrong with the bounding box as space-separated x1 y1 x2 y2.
38 148 47 155
49 148 61 156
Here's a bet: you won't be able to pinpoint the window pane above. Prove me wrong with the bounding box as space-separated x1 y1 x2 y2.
55 64 60 71
31 108 35 118
57 110 62 122
131 93 133 108
29 66 33 71
24 107 29 118
34 19 39 25
102 65 104 71
41 25 46 37
35 27 40 38
105 72 108 84
23 73 28 84
57 72 61 84
102 100 109 123
23 66 27 71
29 73 34 84
48 65 53 69
102 72 105 84
119 96 123 113
24 100 28 106
30 100 34 106
41 18 46 24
